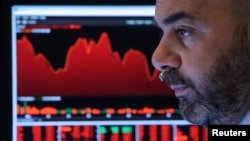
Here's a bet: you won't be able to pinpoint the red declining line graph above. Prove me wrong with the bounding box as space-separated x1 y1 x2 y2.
17 32 173 96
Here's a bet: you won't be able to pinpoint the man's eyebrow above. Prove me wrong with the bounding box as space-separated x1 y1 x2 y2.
163 11 195 25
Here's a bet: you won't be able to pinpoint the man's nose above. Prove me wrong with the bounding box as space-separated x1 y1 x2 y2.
151 35 181 72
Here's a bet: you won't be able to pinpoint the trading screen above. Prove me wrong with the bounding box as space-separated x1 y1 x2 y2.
12 5 208 141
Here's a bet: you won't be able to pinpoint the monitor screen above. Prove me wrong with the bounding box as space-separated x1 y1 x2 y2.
11 4 207 141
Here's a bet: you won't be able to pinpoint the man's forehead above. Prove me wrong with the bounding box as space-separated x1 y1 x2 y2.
155 0 203 15
154 0 230 22
155 0 226 9
155 0 202 23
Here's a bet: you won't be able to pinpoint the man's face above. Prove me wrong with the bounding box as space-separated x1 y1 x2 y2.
152 0 250 125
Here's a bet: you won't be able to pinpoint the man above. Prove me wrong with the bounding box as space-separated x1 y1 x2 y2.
151 0 250 126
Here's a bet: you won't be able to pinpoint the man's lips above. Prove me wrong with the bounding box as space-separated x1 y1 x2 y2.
169 85 188 97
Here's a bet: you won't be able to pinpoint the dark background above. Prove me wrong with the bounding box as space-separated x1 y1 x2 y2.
0 0 155 140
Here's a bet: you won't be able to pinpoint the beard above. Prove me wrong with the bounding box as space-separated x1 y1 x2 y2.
161 24 250 126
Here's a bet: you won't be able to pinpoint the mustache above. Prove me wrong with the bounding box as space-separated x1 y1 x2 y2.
159 70 193 87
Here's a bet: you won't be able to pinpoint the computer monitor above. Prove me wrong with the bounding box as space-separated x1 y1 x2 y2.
10 4 207 141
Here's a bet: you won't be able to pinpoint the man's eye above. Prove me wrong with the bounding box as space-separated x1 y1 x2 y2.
176 28 192 38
